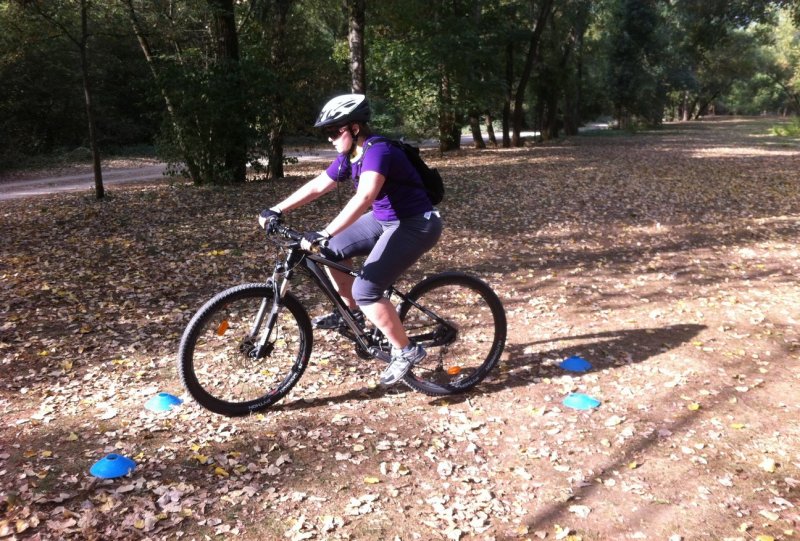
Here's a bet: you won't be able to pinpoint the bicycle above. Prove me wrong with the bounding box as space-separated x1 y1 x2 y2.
178 219 507 416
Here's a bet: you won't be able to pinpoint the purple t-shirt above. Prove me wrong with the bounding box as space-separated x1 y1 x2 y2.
325 136 433 221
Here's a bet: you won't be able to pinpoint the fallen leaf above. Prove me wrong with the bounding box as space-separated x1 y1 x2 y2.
759 510 780 521
568 504 591 518
759 458 777 473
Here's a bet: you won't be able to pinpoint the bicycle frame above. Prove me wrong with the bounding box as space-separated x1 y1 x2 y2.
266 243 392 361
256 223 457 364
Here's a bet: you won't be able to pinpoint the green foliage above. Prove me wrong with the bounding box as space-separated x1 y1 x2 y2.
771 116 800 135
154 59 255 184
660 0 798 119
711 9 800 116
369 0 507 144
2 0 799 177
0 1 157 170
605 0 667 127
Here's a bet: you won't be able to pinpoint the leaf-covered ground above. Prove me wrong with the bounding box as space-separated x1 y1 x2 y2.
1 117 799 541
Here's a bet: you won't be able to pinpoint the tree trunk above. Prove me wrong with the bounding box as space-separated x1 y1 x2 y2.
485 113 498 146
468 112 486 149
78 0 103 199
267 0 292 179
694 92 719 119
563 88 578 136
209 0 246 183
438 67 460 152
123 0 202 183
688 98 699 120
542 91 560 141
564 13 588 136
534 95 545 140
617 106 630 130
681 91 691 121
28 0 105 197
502 41 513 148
512 0 554 147
544 32 575 140
346 0 366 93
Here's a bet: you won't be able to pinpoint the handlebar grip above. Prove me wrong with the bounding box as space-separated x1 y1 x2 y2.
279 225 303 242
266 221 298 240
269 223 329 255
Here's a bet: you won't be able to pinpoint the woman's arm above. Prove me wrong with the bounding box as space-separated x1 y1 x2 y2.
324 171 385 236
272 172 337 213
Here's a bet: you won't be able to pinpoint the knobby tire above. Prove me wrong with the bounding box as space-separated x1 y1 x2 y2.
178 283 312 416
398 272 506 396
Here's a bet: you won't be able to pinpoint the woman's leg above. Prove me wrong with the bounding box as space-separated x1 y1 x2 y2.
360 298 408 348
324 212 384 311
325 259 357 309
353 213 443 349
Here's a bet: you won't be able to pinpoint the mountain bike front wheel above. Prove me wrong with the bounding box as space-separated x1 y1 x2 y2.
178 284 313 416
398 272 506 396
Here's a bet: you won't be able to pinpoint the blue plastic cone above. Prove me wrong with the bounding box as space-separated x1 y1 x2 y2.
90 453 136 479
145 392 183 412
559 356 592 372
562 393 601 410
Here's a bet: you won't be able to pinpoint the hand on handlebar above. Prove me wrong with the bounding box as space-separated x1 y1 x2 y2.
259 208 282 233
300 230 331 252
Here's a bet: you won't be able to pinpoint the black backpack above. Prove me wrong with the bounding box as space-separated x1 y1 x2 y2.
363 137 445 206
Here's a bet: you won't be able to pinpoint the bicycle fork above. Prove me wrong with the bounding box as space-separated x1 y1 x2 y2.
250 259 293 359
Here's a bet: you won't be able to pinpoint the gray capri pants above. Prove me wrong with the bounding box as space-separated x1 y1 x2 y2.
326 211 443 306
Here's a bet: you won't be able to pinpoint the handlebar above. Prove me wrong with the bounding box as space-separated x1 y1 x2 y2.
266 220 328 255
270 222 303 242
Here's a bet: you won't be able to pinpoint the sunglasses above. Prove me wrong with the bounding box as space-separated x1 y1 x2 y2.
323 126 349 140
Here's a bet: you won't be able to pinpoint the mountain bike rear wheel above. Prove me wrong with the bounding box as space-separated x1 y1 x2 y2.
397 272 506 396
178 284 312 416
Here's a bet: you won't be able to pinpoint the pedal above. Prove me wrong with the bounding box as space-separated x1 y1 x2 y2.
370 348 391 363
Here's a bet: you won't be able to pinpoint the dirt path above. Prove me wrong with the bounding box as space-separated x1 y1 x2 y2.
0 146 339 201
0 164 170 201
1 118 798 541
0 133 529 201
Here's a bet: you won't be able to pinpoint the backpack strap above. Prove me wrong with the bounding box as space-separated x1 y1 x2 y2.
359 136 420 190
360 136 390 157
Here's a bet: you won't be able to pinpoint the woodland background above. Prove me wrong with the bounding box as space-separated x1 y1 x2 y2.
1 0 800 193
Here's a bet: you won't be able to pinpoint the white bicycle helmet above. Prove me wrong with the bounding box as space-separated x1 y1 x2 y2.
314 94 371 128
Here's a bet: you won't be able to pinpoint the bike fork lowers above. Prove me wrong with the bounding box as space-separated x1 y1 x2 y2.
252 260 292 358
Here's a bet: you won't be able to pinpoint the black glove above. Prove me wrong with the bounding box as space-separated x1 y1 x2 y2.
259 208 282 232
300 230 331 252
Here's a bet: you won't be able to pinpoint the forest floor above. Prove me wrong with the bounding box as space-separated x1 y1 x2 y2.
1 117 799 541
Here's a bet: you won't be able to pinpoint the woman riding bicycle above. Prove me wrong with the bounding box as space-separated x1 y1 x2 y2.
258 94 443 386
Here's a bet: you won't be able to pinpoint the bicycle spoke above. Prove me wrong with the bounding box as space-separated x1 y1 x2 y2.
179 285 312 416
400 273 506 395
